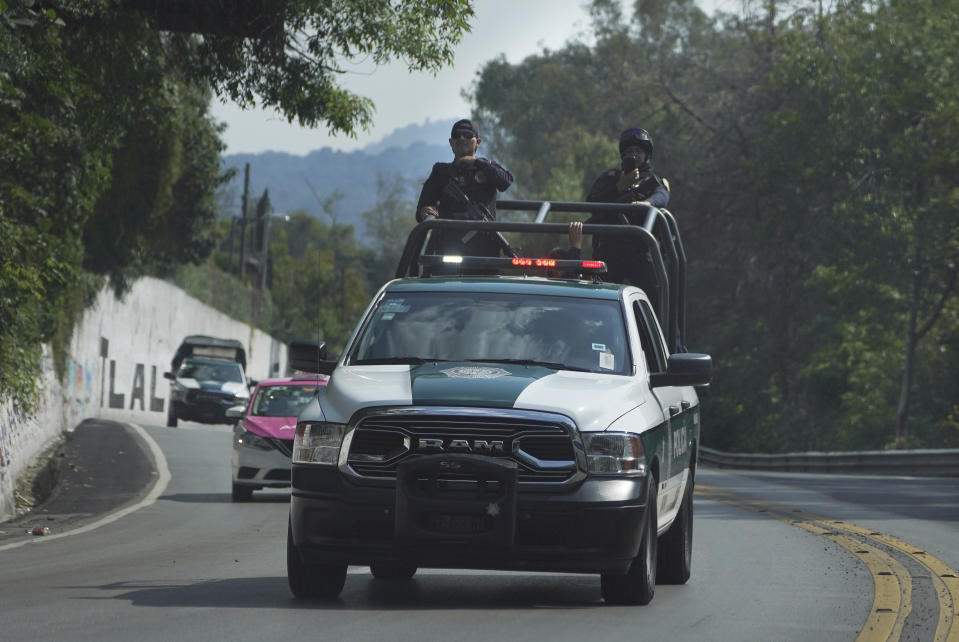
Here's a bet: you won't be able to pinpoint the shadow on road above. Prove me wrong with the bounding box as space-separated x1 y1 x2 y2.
79 573 603 610
159 493 289 504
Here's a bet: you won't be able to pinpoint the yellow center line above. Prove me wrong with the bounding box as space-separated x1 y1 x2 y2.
693 486 959 641
828 536 906 642
820 521 959 642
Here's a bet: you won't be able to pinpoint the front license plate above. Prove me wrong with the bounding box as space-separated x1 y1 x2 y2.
426 513 487 534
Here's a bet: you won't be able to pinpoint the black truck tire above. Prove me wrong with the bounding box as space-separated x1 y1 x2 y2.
657 479 693 584
287 521 347 600
601 476 657 605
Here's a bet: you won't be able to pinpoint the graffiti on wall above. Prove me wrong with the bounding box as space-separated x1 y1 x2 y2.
66 351 95 418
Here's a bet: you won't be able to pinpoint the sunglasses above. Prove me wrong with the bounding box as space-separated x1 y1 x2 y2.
451 131 476 140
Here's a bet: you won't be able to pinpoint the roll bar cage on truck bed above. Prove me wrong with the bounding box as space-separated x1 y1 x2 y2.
394 200 688 354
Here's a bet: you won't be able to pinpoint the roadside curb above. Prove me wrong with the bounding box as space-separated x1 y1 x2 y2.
11 435 66 520
0 421 170 551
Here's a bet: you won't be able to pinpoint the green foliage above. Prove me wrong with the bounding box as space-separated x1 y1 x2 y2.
188 0 474 133
266 212 373 356
751 0 959 446
1 0 472 413
0 1 231 408
539 131 617 202
361 175 418 288
198 174 418 359
471 0 959 452
171 261 273 329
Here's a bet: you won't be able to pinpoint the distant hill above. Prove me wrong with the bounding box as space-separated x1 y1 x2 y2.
219 119 456 243
375 119 454 150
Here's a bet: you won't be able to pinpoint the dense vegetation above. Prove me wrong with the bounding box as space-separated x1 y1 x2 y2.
0 0 470 409
4 0 956 454
200 174 417 354
470 0 959 451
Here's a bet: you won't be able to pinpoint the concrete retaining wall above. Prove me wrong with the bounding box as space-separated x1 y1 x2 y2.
0 277 287 521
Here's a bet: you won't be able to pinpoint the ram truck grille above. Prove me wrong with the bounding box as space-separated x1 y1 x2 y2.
347 412 577 483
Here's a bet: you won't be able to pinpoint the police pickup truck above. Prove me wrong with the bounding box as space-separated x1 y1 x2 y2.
286 201 711 605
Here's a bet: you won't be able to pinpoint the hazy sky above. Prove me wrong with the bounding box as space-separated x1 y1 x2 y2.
210 0 737 156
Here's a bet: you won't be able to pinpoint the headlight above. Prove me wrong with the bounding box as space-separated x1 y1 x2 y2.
583 432 647 476
236 430 274 451
293 421 346 465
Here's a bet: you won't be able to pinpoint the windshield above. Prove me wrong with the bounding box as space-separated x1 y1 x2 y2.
351 292 630 375
251 384 320 417
177 361 244 383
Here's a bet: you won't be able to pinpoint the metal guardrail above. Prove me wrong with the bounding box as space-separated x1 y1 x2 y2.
699 446 959 477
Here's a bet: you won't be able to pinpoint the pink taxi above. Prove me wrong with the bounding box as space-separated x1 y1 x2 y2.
229 375 327 501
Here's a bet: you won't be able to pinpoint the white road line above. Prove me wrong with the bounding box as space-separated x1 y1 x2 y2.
0 422 171 552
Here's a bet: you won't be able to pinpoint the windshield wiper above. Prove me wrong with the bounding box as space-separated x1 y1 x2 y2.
464 358 592 373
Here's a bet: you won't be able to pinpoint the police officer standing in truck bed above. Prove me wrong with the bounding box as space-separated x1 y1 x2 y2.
586 127 669 209
415 119 514 257
585 127 670 304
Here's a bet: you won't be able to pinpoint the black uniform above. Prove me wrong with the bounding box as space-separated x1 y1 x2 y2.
416 158 514 256
585 162 670 300
417 158 513 219
585 165 670 211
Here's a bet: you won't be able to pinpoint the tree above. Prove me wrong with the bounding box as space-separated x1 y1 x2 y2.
266 212 372 355
469 0 959 451
760 0 959 445
1 0 474 408
361 174 417 288
2 2 231 293
130 0 474 134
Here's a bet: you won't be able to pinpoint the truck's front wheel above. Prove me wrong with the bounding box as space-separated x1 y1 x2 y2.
287 521 347 600
657 479 693 584
601 476 657 605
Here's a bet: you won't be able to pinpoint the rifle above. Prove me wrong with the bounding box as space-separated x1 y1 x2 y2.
442 181 518 258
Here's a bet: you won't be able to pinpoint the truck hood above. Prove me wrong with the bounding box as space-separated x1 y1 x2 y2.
318 362 644 432
175 378 247 397
240 415 298 439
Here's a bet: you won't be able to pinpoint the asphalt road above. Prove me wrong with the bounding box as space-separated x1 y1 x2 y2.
1 420 957 641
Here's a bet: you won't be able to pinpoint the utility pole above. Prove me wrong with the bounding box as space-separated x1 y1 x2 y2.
227 217 236 273
258 216 271 291
238 163 250 280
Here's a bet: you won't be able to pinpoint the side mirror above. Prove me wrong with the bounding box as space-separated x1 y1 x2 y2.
650 353 712 388
225 405 246 420
289 340 336 375
247 378 258 389
163 371 175 381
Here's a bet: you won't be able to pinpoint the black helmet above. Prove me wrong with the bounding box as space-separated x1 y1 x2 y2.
619 127 653 160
